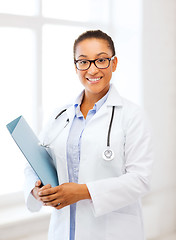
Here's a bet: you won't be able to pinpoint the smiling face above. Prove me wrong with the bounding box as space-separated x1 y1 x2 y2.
75 38 118 101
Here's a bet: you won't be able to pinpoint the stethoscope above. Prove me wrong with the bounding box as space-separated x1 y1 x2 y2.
102 106 115 161
41 106 115 161
40 109 69 148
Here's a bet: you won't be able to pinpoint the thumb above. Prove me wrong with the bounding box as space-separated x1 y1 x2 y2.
35 180 42 187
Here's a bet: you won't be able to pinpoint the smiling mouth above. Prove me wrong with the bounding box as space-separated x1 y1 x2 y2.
86 77 102 82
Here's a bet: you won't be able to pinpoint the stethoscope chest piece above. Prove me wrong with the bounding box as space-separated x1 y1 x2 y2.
102 105 115 161
102 147 114 161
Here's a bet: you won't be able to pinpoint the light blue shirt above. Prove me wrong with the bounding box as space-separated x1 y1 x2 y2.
67 89 110 240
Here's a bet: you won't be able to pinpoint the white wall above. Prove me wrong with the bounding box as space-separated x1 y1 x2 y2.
1 1 176 239
142 0 176 239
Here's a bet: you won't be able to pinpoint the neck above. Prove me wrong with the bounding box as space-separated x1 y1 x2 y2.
80 85 110 118
84 84 110 104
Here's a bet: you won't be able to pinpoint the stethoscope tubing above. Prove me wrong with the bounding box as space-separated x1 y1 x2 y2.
55 109 67 120
41 106 116 161
107 106 115 147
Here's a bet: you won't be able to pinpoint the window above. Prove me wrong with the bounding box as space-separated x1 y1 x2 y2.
0 27 36 194
111 0 143 104
0 0 38 16
42 0 110 23
0 0 142 196
0 0 111 196
42 25 85 121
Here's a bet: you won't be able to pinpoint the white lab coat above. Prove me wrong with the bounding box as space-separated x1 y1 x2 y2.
24 84 153 240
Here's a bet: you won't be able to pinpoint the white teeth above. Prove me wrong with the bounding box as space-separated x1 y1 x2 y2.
88 77 101 82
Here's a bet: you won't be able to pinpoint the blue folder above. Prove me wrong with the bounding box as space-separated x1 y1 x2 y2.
6 116 59 187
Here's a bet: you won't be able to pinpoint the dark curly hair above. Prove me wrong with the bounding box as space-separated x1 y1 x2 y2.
73 30 116 59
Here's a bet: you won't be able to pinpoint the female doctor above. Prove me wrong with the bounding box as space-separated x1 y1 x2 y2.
24 30 153 240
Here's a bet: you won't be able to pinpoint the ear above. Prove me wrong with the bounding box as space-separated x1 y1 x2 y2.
112 56 118 72
74 64 78 74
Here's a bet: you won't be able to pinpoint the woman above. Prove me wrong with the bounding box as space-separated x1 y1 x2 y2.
24 30 153 240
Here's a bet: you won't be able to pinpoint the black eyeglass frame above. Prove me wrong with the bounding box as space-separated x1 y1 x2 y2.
74 56 115 71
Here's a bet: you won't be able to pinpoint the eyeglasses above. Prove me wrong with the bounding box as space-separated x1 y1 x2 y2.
74 56 115 71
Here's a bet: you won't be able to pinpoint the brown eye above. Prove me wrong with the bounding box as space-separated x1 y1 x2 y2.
79 60 89 65
97 58 107 63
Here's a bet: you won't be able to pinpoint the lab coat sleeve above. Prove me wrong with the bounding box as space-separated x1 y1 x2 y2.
23 126 49 212
86 108 153 217
24 162 43 212
23 109 61 212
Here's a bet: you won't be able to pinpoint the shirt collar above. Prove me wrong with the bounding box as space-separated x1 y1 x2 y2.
74 85 111 117
95 87 110 111
74 93 84 117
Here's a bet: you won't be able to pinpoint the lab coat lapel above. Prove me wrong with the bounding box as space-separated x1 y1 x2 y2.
56 85 123 182
106 84 123 107
62 104 75 153
66 105 76 124
88 84 123 122
54 105 75 184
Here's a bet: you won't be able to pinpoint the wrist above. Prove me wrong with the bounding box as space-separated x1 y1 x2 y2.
80 184 91 200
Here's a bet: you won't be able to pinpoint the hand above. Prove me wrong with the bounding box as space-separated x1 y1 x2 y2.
31 180 51 204
38 182 91 210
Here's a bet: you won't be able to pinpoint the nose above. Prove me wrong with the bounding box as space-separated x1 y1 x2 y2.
87 62 99 74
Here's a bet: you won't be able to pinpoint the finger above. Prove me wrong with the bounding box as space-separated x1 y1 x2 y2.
55 203 64 210
39 184 51 192
39 186 57 196
35 180 42 187
43 199 60 207
39 193 57 203
40 192 62 205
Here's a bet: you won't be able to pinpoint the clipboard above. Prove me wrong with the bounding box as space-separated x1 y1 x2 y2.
6 116 59 187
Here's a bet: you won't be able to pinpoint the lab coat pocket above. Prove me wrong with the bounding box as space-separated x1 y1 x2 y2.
48 208 69 240
107 212 143 240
